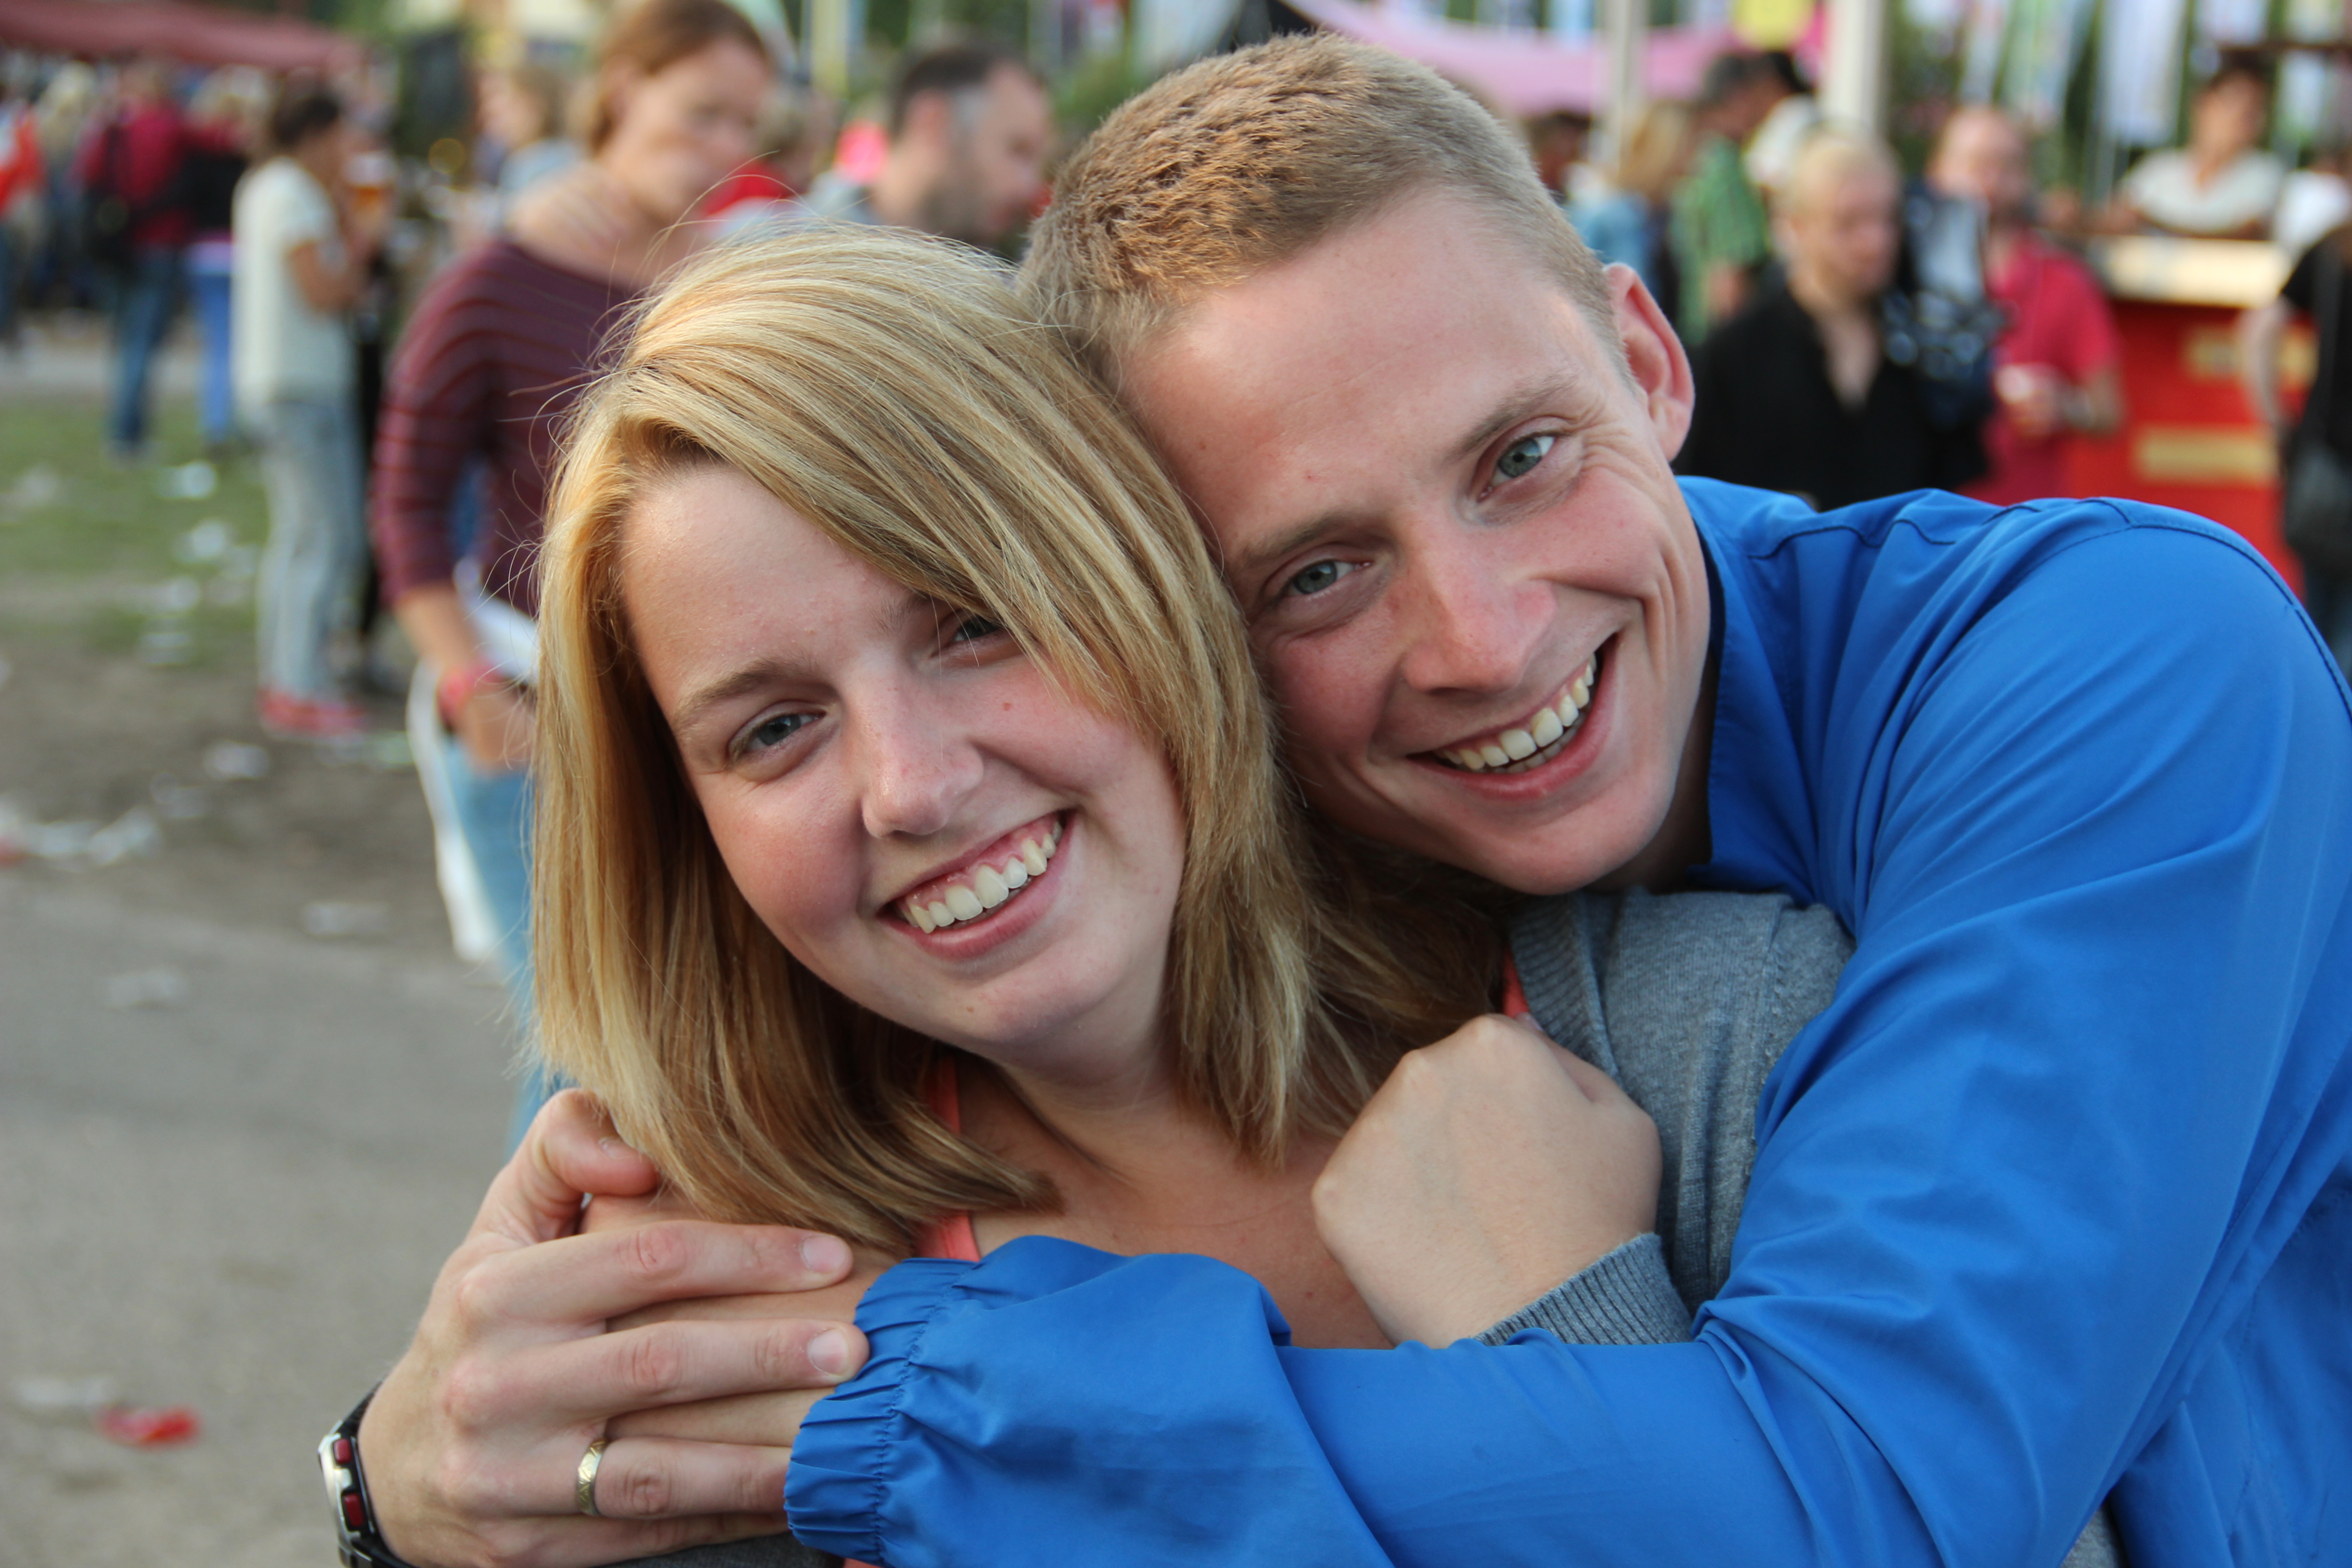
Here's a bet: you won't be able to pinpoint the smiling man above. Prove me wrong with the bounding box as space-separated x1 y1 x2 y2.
759 37 2351 1568
343 36 2352 1568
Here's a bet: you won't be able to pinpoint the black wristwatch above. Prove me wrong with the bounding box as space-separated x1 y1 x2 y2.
319 1388 424 1568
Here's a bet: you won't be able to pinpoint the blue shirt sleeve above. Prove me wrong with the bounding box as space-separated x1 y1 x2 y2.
787 514 2352 1568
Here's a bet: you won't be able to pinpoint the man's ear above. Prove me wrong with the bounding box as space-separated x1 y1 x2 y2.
1608 263 1695 462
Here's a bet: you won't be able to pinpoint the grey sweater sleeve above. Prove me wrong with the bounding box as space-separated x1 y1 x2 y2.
1475 888 1854 1345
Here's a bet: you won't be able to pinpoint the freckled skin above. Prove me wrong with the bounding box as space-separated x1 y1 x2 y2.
622 466 1189 1098
1120 190 1711 894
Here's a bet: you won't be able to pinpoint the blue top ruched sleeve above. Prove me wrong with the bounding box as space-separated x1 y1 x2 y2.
784 484 2352 1568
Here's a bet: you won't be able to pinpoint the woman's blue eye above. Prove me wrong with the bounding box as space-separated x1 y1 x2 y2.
745 711 811 751
1495 433 1556 482
1284 559 1358 598
947 611 1006 645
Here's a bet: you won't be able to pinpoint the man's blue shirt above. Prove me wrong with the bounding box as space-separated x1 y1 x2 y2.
787 482 2352 1568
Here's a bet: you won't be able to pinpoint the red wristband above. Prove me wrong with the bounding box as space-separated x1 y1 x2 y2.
435 659 501 729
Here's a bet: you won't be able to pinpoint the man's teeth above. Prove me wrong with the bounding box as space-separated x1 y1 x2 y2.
904 820 1062 933
1437 658 1598 774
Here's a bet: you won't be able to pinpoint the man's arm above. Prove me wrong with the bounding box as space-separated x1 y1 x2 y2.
780 519 2352 1568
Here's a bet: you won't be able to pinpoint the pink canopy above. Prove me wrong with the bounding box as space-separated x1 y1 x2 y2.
1285 0 1741 116
0 0 363 73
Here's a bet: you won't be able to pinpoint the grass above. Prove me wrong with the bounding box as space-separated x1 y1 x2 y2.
0 398 272 669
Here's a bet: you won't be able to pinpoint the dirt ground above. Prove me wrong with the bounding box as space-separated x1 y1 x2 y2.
0 323 517 1567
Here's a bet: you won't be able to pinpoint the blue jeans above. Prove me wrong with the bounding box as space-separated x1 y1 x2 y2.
441 740 547 1149
109 245 183 453
250 397 366 699
187 260 235 447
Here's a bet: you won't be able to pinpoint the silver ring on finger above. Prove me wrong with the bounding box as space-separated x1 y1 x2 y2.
575 1438 609 1517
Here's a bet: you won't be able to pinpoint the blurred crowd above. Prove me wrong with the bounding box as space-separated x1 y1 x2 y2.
1545 45 2352 671
5 7 2352 1137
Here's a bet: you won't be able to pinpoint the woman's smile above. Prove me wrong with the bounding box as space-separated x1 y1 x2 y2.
891 810 1065 933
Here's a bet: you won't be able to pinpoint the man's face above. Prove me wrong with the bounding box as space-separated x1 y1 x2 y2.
1930 109 2032 225
1786 161 1900 305
2191 77 2267 163
1119 191 1710 894
920 67 1051 247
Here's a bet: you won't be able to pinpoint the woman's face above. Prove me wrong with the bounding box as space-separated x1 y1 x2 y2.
598 40 766 225
623 465 1190 1093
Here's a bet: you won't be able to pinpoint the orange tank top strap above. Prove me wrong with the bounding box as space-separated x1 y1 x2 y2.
1501 953 1529 1020
908 1055 983 1263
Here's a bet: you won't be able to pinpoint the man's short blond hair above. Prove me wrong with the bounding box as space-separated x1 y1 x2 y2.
1021 34 1617 383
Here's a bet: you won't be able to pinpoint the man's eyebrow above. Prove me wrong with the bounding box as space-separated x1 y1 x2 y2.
1448 373 1591 466
1227 373 1593 588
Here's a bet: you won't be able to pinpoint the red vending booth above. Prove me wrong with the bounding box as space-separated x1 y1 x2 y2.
2068 236 2309 593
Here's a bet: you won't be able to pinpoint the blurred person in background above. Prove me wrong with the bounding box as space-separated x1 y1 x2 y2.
183 68 264 456
32 62 98 310
235 85 383 740
1680 130 1984 507
1526 108 1591 202
2243 224 2352 676
1740 50 1819 205
1929 105 2121 507
1569 99 1693 328
703 83 832 231
795 41 1049 251
2274 142 2352 263
1670 51 1780 343
479 60 581 202
75 56 193 460
372 0 768 1146
2107 57 2283 239
0 74 43 353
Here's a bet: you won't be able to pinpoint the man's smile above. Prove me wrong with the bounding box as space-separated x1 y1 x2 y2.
1421 645 1604 774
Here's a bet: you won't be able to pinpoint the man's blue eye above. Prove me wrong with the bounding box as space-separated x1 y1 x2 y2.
1495 433 1556 482
1285 559 1357 597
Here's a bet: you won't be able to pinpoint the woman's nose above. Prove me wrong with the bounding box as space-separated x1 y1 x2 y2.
855 695 984 843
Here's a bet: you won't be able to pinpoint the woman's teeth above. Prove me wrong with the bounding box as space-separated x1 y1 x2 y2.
1436 656 1599 774
903 819 1062 933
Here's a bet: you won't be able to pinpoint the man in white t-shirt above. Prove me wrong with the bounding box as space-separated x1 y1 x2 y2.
2114 59 2285 239
232 86 383 739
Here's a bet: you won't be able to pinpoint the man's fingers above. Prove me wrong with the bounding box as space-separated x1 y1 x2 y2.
497 1316 866 1427
475 1089 662 1247
1547 1042 1632 1108
577 1439 797 1521
471 1220 857 1326
478 1508 794 1568
608 1387 830 1447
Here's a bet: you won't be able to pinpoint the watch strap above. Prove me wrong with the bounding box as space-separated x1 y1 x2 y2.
320 1387 426 1568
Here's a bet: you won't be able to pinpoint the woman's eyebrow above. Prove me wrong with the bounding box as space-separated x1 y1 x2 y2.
669 661 790 738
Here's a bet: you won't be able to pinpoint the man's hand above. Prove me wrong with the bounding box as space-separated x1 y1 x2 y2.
582 1194 893 1450
358 1091 870 1568
1313 1014 1661 1348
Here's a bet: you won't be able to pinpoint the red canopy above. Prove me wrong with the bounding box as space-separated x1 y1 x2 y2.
0 0 363 73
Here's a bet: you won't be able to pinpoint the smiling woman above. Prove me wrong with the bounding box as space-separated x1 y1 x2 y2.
533 228 1500 1257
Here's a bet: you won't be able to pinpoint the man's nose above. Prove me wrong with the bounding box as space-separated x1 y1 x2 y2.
855 691 983 842
1396 526 1551 697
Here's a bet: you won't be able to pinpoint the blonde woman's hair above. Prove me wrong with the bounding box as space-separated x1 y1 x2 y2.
1020 33 1616 387
536 227 1494 1250
1616 100 1695 204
